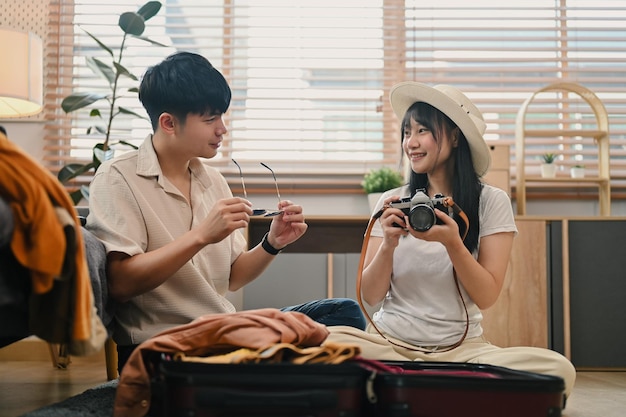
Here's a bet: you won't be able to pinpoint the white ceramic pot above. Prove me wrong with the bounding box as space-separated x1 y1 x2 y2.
570 167 585 178
367 192 383 212
94 148 115 163
541 163 557 178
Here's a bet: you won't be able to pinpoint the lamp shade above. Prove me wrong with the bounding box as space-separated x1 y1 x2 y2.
0 29 43 118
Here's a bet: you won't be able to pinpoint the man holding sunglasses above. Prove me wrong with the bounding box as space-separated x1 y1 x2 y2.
86 52 366 373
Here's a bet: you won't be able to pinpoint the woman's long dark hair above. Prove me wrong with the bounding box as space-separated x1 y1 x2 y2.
403 101 482 253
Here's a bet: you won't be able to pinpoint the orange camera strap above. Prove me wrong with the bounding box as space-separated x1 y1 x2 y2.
356 198 470 353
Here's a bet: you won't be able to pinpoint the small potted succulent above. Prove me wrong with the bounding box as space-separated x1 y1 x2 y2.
540 153 557 178
570 164 585 178
362 167 404 211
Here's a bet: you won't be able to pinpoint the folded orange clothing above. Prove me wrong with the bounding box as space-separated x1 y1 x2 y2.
114 308 331 417
0 135 92 343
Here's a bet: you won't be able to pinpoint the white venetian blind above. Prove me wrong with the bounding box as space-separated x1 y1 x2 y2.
43 0 626 196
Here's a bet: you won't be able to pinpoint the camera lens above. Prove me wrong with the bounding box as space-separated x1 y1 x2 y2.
408 205 436 232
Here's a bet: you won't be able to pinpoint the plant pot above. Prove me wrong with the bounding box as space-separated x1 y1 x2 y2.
94 148 116 163
367 192 383 212
541 163 557 178
570 167 585 178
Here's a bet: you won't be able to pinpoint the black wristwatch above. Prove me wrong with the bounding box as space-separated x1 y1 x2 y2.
261 232 282 255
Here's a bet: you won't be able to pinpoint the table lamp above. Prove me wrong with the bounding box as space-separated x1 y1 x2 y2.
0 28 43 118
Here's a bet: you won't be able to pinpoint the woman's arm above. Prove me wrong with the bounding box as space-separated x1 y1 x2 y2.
444 230 515 309
360 236 394 306
360 200 409 306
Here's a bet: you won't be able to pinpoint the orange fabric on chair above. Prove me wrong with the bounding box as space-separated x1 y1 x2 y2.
0 135 93 344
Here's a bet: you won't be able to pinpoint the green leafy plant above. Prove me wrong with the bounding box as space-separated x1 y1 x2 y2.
58 1 165 204
361 167 404 194
541 153 557 164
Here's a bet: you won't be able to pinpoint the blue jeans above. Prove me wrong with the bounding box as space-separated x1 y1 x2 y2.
280 297 366 330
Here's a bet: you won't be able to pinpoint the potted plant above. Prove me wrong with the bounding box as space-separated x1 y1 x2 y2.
58 1 165 204
540 153 557 178
570 164 585 178
361 167 404 210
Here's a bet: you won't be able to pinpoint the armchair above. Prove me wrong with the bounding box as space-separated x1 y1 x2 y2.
0 195 31 347
0 195 118 379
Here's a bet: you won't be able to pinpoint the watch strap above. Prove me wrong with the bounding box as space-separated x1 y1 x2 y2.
261 232 282 255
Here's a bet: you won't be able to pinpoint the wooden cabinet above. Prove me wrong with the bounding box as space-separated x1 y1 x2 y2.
548 219 626 369
484 216 626 368
481 219 549 348
482 143 510 194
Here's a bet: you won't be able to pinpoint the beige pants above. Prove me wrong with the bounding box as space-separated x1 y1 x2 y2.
325 325 576 397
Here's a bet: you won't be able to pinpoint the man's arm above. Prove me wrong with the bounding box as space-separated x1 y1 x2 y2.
107 197 253 302
228 200 308 291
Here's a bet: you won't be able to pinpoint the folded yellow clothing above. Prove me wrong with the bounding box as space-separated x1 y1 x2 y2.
173 341 361 365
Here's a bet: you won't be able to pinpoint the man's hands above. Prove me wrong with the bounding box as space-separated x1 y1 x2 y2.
198 197 253 245
267 200 308 249
197 197 307 250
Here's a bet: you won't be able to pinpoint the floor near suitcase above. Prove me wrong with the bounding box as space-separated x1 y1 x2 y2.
564 371 626 417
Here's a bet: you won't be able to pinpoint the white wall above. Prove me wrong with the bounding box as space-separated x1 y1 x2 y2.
1 120 46 162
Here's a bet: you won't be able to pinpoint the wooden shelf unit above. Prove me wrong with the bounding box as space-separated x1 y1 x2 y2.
515 82 610 215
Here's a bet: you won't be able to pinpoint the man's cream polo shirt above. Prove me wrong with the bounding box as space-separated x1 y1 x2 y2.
87 136 247 345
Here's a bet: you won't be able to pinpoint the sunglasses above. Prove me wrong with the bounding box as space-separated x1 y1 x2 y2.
232 159 283 217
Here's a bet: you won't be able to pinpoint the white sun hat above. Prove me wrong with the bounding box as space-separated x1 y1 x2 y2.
389 81 491 177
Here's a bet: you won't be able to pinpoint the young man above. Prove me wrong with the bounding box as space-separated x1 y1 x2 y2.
86 52 365 371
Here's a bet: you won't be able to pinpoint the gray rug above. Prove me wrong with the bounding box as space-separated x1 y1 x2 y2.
20 379 118 417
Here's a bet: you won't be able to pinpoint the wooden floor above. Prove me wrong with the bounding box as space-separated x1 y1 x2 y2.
1 341 625 417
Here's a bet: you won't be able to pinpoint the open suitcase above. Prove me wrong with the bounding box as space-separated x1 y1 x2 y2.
148 355 372 417
369 361 565 417
148 355 565 417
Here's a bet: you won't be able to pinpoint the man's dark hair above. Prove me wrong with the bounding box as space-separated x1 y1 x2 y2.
139 52 232 131
0 125 7 137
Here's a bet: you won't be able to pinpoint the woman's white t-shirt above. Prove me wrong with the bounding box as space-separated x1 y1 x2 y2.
369 184 517 347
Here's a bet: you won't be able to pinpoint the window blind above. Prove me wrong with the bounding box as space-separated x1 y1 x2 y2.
43 0 626 196
402 0 626 196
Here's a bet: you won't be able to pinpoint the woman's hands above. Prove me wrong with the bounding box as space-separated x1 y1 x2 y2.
377 200 409 248
378 195 462 250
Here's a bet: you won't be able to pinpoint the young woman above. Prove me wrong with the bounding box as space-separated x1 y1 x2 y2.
326 82 576 398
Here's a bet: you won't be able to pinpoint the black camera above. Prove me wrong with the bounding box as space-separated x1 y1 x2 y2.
388 189 452 232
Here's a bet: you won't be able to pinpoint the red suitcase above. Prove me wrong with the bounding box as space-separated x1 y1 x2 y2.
148 355 372 417
369 361 565 417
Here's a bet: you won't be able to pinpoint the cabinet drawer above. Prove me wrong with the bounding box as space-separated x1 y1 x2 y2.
488 144 510 170
483 170 510 193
